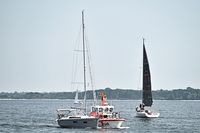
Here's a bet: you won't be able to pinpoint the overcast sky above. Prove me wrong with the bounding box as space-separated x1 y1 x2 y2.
0 0 200 92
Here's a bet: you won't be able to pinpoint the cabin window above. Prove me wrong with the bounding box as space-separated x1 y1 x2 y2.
92 107 98 112
105 107 108 112
110 108 113 112
73 121 77 123
83 121 87 124
99 108 103 112
104 115 108 118
92 107 95 112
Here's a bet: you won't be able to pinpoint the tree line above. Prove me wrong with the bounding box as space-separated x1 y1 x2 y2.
0 87 200 100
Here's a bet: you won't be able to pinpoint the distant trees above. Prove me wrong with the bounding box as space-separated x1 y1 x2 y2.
152 87 200 100
0 87 200 100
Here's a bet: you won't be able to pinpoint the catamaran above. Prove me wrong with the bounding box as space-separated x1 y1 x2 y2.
135 38 160 118
56 11 98 128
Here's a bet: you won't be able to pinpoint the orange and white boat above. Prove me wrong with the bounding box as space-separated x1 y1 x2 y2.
90 92 128 129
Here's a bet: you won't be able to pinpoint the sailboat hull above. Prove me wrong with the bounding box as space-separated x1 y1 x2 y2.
57 117 98 128
136 110 160 118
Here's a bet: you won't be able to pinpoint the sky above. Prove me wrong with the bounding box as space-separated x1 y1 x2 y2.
0 0 200 92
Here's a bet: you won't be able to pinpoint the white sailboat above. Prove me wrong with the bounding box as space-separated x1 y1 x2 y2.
74 89 83 104
136 38 160 118
56 11 98 128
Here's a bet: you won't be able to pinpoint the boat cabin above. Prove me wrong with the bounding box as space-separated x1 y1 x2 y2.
57 108 85 119
90 105 115 117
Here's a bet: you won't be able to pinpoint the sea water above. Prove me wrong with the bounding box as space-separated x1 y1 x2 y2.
0 99 200 133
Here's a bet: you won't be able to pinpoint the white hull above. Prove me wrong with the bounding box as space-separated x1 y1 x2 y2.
136 111 160 118
57 117 98 128
99 119 125 129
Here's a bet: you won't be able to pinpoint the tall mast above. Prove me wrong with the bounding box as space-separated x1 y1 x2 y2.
142 37 145 102
82 10 87 113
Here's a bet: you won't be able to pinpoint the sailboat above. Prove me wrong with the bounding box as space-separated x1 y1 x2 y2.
56 11 98 128
74 89 83 104
135 38 160 118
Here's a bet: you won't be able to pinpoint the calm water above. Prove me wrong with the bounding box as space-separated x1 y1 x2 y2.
0 99 200 133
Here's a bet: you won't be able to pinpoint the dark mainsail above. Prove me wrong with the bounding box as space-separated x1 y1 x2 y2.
142 39 153 107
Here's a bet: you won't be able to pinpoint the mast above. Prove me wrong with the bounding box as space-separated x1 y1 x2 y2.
82 10 87 113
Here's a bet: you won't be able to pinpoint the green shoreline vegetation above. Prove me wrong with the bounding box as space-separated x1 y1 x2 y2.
0 87 199 100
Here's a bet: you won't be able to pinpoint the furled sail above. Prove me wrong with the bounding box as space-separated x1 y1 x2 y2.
142 40 153 107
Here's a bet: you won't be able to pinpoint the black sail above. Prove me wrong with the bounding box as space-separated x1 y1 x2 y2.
142 42 153 107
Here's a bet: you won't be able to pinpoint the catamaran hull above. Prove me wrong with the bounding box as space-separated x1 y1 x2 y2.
57 118 98 128
136 111 160 118
99 119 125 129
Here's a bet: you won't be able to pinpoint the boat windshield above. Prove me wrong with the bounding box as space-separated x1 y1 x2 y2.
57 108 85 118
